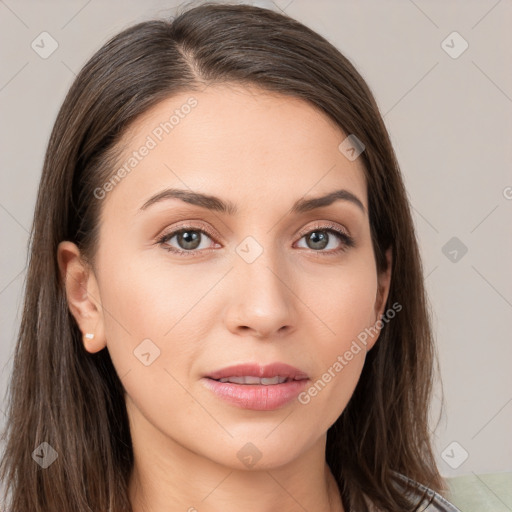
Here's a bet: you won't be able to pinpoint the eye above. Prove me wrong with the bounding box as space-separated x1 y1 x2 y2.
156 221 355 257
295 222 355 255
156 224 219 257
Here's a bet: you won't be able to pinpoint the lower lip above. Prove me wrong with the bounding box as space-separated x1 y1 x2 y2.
201 377 309 411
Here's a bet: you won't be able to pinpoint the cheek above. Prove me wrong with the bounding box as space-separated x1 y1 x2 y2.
303 258 377 354
95 254 211 435
294 260 377 427
92 242 191 374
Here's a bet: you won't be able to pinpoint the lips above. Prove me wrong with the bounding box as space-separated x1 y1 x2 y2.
205 362 309 382
202 362 310 410
217 375 288 385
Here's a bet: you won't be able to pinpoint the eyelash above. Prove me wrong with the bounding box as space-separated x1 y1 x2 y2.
155 222 355 258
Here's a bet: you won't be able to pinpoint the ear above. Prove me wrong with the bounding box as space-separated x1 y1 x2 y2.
57 241 106 354
366 247 393 351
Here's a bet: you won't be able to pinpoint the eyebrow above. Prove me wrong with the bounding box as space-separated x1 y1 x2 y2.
138 187 366 216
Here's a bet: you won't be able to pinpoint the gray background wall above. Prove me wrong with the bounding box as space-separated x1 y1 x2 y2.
1 0 511 482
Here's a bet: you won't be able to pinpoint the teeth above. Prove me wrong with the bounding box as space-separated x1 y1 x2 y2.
217 376 288 385
259 376 279 385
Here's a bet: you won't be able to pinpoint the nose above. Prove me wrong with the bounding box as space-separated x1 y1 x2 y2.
223 249 298 339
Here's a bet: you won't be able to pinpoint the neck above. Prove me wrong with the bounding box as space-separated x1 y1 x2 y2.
130 461 344 512
127 401 344 512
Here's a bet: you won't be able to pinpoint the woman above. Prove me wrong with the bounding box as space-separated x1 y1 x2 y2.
0 2 461 511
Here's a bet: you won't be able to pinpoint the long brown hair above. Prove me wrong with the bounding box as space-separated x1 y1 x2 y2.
0 2 445 510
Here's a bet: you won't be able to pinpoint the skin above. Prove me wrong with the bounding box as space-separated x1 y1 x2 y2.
58 84 392 512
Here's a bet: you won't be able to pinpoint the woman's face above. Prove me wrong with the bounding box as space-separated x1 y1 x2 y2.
62 84 391 470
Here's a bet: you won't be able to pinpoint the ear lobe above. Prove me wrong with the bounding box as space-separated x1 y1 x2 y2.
57 241 106 353
375 247 392 319
366 247 393 351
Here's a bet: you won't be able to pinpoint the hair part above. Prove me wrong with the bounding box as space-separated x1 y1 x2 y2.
0 2 444 511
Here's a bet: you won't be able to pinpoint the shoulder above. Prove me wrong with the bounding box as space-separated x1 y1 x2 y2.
390 472 462 512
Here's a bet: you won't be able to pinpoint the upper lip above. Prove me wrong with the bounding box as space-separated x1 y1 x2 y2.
205 363 309 381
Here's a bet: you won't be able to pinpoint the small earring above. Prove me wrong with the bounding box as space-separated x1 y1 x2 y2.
84 333 95 340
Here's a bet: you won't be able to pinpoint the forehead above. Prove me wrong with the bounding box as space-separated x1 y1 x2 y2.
102 84 368 216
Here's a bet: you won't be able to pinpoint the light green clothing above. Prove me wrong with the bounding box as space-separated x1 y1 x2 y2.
445 472 512 512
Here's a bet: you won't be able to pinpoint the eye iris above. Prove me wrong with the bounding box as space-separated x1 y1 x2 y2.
178 230 201 250
307 230 329 250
